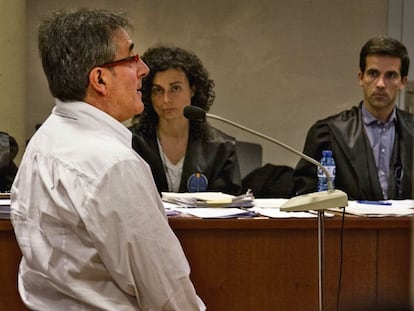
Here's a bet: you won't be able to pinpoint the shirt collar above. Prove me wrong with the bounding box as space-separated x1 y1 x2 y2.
361 103 397 126
52 98 132 147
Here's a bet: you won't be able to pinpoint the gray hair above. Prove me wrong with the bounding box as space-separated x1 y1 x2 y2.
38 8 131 101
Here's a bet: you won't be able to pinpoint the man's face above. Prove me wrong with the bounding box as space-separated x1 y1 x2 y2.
359 55 407 118
103 29 149 122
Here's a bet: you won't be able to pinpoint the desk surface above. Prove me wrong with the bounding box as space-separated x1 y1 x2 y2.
168 215 413 311
169 214 413 229
1 215 413 311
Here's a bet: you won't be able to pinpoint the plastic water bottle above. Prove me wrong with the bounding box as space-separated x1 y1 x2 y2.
317 150 336 192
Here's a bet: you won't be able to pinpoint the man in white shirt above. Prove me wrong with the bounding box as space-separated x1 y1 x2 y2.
11 8 205 310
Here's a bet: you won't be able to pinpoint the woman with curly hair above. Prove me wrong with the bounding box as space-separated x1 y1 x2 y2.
129 45 242 194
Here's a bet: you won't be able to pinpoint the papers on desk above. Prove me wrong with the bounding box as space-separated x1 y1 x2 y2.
161 191 254 208
0 198 11 219
172 207 256 218
163 195 332 219
162 192 256 218
252 198 334 218
330 200 414 217
0 192 10 199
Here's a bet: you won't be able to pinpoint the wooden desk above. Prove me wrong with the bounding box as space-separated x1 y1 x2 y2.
1 216 412 311
170 216 413 311
0 220 27 311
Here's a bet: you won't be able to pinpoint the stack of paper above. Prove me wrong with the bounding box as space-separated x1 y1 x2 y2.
162 191 256 218
329 200 414 217
0 193 11 219
162 195 333 219
252 198 333 218
161 191 254 208
171 207 256 218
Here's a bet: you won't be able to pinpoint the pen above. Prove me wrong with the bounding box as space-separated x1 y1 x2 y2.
357 200 392 206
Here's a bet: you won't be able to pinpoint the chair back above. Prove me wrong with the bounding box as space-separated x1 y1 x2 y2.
235 141 263 178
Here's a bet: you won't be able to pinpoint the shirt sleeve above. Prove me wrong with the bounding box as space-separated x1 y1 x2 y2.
79 156 205 310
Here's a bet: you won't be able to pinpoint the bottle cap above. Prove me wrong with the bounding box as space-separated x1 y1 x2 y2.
322 150 333 157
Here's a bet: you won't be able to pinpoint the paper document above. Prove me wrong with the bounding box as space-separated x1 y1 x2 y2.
0 199 11 206
173 207 256 218
252 208 317 218
254 198 287 208
329 200 414 217
252 198 333 218
163 197 334 219
0 199 10 219
161 191 254 208
0 193 10 199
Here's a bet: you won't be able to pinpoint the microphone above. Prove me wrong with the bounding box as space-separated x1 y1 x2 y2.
184 105 347 311
183 105 348 211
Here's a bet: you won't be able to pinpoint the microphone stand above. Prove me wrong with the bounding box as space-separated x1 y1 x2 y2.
206 112 346 311
206 113 331 180
317 210 325 311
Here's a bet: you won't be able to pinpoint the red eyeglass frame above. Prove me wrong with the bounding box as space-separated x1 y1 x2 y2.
99 54 140 68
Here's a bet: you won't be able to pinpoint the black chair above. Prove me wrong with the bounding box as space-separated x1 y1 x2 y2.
0 132 18 192
241 163 295 198
236 141 295 198
235 141 263 179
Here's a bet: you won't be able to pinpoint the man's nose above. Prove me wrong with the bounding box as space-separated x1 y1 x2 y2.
375 75 386 88
137 59 150 79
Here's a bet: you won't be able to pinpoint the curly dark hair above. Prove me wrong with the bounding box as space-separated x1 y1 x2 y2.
133 45 215 139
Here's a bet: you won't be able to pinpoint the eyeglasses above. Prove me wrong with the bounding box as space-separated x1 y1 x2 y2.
99 54 140 68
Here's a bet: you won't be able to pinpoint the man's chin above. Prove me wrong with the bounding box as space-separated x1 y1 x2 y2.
369 98 391 108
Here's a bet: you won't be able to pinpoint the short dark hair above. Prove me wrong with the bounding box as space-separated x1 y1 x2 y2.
359 36 410 78
38 8 130 102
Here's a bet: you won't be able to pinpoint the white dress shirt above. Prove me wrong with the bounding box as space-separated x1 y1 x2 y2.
11 99 205 310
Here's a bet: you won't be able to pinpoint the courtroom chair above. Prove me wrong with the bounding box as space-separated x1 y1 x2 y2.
235 141 263 179
242 163 295 198
0 131 18 192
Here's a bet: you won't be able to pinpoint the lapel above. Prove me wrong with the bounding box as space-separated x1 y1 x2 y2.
326 105 382 197
393 109 414 197
179 136 206 192
146 134 169 192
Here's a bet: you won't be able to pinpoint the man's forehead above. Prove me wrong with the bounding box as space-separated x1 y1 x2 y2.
365 55 401 70
113 28 134 50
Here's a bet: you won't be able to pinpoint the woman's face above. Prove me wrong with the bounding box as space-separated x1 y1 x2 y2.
150 68 195 121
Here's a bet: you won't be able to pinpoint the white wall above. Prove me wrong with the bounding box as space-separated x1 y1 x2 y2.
388 0 414 110
0 1 26 162
25 0 389 167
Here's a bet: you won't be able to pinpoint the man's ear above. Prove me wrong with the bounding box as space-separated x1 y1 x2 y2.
400 76 408 91
358 71 364 87
89 67 107 95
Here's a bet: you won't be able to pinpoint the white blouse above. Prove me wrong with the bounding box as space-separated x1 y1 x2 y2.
157 136 184 192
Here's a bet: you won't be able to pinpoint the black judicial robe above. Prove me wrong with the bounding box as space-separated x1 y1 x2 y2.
294 102 414 200
131 126 242 195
